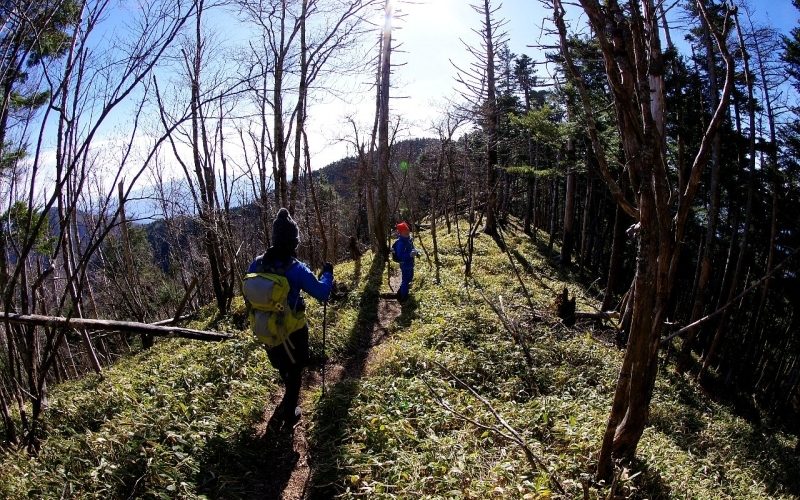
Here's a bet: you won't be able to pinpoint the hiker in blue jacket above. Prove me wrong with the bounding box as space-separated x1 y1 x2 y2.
391 222 419 301
247 208 333 427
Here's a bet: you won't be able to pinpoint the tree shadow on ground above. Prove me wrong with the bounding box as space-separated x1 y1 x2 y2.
648 368 800 497
648 368 710 451
627 457 673 499
196 405 298 499
306 256 386 499
735 427 800 497
502 221 566 280
507 219 611 296
396 295 419 330
697 368 762 424
509 246 538 276
351 256 363 289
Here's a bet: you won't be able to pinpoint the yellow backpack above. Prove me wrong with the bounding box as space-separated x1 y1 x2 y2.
242 271 306 356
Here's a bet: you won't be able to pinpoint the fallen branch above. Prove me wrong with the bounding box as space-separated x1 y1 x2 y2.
422 375 521 445
475 288 537 371
431 360 565 495
151 314 195 326
0 313 232 342
575 310 620 324
93 315 196 341
172 277 199 323
661 247 798 344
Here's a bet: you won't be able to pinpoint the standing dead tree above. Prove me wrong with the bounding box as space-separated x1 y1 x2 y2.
431 106 467 283
155 0 241 316
237 0 301 209
291 0 376 214
1 0 197 448
296 0 376 263
236 0 375 267
373 0 393 258
453 0 507 238
550 0 735 480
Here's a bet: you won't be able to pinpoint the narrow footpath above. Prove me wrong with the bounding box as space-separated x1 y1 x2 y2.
254 269 403 499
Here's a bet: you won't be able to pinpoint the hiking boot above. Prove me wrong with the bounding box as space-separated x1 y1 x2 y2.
283 406 301 429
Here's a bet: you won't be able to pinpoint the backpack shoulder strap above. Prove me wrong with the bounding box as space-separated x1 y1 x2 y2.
253 253 268 273
263 256 296 276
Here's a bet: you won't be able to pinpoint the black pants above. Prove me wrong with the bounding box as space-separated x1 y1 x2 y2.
266 325 309 418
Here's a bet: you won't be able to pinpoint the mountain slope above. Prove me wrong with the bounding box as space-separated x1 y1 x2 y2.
307 224 800 499
1 220 797 499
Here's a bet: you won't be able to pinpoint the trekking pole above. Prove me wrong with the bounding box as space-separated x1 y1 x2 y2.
322 299 328 396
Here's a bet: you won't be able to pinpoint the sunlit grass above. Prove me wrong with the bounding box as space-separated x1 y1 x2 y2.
0 218 797 499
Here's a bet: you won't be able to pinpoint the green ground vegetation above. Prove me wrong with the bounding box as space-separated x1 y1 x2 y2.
0 221 797 499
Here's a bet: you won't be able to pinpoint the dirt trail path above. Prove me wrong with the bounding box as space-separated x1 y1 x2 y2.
254 269 403 499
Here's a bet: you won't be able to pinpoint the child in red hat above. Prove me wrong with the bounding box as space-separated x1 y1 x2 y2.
391 222 419 300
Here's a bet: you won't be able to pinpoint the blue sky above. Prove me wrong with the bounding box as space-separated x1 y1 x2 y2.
18 0 799 217
66 0 800 169
303 0 798 167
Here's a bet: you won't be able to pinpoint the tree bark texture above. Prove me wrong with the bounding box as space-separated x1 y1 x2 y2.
482 0 499 236
553 0 735 480
374 0 392 258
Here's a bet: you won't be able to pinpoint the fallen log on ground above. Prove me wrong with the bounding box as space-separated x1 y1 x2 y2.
92 315 197 340
151 314 194 326
575 310 620 321
0 313 233 342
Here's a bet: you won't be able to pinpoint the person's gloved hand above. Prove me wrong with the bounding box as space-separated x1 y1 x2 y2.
322 262 334 275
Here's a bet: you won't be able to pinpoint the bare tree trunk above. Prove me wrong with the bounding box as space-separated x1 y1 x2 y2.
561 143 576 265
374 0 393 258
185 0 230 315
579 179 593 265
598 182 663 477
57 193 102 374
553 0 734 480
482 0 499 237
523 177 534 234
303 130 328 262
274 23 289 208
0 226 8 296
679 12 724 370
698 8 759 379
548 176 558 256
602 196 628 311
289 0 309 215
751 17 780 332
431 146 445 284
257 66 274 241
47 21 104 376
0 371 17 444
117 182 152 348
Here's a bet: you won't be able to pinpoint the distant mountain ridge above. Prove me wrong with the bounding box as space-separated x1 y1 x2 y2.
312 137 438 199
141 137 439 271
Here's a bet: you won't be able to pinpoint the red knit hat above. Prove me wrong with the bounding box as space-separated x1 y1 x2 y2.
396 222 410 235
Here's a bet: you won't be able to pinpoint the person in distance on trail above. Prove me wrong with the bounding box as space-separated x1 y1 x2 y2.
391 221 420 302
243 208 333 428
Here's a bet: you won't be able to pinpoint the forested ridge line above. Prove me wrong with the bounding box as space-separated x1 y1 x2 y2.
1 0 799 496
0 224 797 498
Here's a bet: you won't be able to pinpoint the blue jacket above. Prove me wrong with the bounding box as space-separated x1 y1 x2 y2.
392 235 416 266
247 254 333 312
